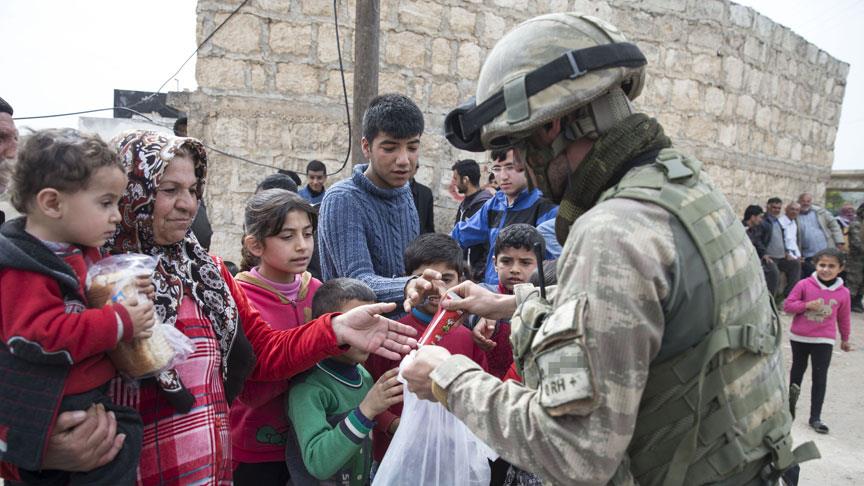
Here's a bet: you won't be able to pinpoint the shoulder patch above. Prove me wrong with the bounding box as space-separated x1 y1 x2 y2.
531 294 598 416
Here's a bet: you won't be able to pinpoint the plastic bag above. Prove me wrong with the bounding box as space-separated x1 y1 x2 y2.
372 352 497 486
86 253 194 379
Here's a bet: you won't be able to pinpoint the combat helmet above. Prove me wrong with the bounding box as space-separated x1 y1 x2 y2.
445 13 646 152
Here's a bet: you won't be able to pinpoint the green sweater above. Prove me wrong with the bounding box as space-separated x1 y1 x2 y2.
286 358 375 486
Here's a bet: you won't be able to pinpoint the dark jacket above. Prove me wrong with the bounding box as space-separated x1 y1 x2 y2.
452 188 557 284
191 201 213 251
410 179 435 234
745 221 771 258
0 219 85 469
454 190 493 282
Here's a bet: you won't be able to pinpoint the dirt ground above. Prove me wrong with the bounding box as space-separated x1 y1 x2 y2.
781 309 864 485
1 308 860 486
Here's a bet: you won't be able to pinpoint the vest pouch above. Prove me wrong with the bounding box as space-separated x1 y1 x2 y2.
510 291 552 383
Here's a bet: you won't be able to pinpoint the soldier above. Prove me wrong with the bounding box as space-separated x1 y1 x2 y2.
402 12 817 485
847 203 864 312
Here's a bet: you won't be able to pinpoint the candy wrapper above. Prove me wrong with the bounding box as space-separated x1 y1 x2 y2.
417 291 467 346
86 254 194 379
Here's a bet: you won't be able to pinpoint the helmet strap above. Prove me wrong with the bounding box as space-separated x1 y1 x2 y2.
521 87 633 198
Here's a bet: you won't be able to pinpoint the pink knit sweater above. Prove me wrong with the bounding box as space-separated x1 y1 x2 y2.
784 274 851 345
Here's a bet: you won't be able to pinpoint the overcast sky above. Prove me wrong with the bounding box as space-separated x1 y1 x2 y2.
1 0 861 170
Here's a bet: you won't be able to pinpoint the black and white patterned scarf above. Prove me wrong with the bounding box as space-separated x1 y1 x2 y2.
107 130 238 411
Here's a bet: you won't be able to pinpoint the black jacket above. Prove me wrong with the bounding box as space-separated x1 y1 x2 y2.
745 221 771 258
410 179 435 234
0 218 76 470
454 190 493 282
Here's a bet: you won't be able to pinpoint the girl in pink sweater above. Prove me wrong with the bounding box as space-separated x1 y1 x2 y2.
784 248 852 434
229 189 321 484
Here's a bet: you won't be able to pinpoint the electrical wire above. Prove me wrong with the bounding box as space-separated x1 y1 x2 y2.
330 0 352 175
126 0 251 112
13 106 168 122
15 106 283 171
10 0 350 176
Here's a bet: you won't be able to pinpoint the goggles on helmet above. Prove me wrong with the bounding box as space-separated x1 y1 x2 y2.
444 42 646 152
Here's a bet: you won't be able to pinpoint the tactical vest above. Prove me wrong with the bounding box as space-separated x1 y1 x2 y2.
593 149 818 485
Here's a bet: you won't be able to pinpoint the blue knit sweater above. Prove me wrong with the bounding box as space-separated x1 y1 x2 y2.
318 164 419 303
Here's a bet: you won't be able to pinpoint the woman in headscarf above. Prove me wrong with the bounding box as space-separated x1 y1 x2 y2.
90 131 415 485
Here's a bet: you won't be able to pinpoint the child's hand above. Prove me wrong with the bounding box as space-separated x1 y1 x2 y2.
472 318 497 351
123 299 155 339
841 341 852 352
134 275 155 302
805 299 823 311
359 368 402 419
387 417 400 436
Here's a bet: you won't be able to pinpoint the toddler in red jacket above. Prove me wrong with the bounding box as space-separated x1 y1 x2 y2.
0 129 153 484
784 247 852 434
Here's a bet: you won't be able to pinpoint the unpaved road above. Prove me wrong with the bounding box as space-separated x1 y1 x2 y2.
782 309 864 485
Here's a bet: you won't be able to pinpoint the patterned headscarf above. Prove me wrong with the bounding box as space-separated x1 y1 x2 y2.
107 130 238 407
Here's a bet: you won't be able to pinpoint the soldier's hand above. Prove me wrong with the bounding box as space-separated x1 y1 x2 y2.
441 281 517 321
403 345 452 401
472 318 497 351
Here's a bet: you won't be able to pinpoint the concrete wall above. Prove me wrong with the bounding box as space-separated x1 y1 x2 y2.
184 0 849 262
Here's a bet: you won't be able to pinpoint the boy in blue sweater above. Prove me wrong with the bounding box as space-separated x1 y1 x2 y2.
318 94 425 306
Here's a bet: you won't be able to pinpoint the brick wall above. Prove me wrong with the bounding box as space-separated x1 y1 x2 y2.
181 0 848 262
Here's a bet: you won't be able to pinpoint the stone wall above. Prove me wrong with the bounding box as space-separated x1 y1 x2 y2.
184 0 848 263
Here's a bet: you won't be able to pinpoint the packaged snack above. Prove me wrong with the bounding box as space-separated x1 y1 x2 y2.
86 254 193 379
417 291 466 346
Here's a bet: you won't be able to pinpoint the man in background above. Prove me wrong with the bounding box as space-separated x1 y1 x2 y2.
410 164 435 234
797 192 844 277
765 197 800 296
299 159 328 205
0 97 19 225
451 159 492 281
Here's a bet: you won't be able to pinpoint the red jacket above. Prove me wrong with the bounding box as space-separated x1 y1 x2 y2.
365 309 488 462
0 246 132 395
229 271 322 464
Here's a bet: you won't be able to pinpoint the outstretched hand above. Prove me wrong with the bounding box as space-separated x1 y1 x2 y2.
331 302 418 360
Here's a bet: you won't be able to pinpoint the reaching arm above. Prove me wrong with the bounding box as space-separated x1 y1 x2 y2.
318 191 412 304
421 199 671 484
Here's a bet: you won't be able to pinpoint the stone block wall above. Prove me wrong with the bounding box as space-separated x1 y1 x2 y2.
185 0 848 262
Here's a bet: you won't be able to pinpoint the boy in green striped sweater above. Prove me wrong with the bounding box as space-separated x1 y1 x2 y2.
286 278 403 485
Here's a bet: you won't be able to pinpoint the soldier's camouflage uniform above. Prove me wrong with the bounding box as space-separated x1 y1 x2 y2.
430 156 811 485
433 198 678 485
